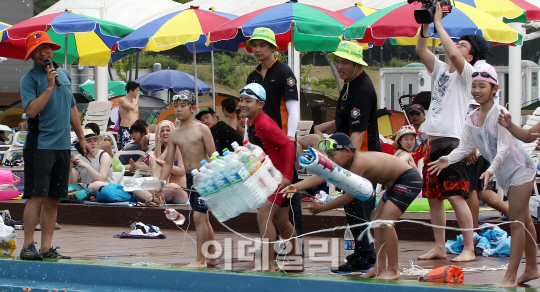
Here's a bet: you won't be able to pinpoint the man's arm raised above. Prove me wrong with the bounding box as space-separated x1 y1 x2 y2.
433 4 466 74
416 23 435 73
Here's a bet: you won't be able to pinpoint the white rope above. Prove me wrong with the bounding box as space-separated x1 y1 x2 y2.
401 260 509 276
132 262 160 267
158 187 196 266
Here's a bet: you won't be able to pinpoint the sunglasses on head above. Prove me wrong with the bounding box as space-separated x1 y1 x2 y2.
239 88 263 101
318 139 348 151
472 71 497 83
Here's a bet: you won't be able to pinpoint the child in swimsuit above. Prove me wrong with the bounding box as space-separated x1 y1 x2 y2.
428 67 539 287
394 125 420 173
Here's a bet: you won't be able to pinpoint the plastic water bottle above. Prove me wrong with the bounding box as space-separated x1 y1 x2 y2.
232 141 261 175
123 177 165 192
210 160 230 189
199 161 219 195
223 152 249 184
244 140 266 162
344 225 355 262
191 169 207 196
165 209 185 225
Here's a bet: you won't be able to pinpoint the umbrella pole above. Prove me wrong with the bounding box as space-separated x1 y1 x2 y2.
508 22 524 126
290 25 301 123
211 51 215 110
193 42 199 112
64 34 68 67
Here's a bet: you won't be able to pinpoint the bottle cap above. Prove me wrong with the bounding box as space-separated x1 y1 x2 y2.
212 151 219 157
223 150 230 156
200 159 207 166
243 139 249 145
210 156 216 161
191 169 199 175
231 141 239 149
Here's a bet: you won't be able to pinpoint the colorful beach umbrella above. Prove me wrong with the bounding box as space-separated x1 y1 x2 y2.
115 6 237 53
0 11 134 66
336 4 378 21
0 22 10 32
79 80 143 101
208 0 355 52
458 0 540 22
115 6 237 109
344 1 520 45
134 69 211 93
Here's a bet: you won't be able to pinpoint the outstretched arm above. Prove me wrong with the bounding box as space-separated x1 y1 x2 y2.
498 108 540 143
416 23 435 73
314 120 335 139
433 4 466 74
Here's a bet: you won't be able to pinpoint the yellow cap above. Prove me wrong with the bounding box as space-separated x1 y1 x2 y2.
328 41 368 66
246 27 279 50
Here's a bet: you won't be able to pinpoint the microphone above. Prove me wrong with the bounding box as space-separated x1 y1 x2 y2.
44 59 62 87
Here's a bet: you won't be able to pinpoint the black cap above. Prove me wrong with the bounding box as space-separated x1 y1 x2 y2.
195 107 216 120
327 132 355 151
467 34 490 56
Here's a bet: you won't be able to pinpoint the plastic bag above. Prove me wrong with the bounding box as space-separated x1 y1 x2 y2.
0 216 16 255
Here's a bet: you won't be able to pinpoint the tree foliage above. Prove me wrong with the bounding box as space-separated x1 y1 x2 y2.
34 0 58 15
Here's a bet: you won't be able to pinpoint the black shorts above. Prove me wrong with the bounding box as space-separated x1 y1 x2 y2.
186 173 208 214
382 168 423 213
422 137 470 199
117 126 130 150
468 156 494 191
24 149 70 199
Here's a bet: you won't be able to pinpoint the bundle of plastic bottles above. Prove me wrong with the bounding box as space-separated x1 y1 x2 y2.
192 140 282 222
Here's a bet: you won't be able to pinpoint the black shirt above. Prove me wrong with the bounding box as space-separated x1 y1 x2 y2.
210 121 243 155
246 59 298 131
335 71 381 152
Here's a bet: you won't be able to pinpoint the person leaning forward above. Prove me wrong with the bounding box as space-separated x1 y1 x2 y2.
325 40 380 273
19 31 90 261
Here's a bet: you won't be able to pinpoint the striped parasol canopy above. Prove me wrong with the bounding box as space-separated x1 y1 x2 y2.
208 0 355 52
344 1 520 45
0 11 133 66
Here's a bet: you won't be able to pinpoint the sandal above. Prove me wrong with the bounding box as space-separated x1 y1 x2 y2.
20 243 43 261
41 246 71 259
145 196 160 207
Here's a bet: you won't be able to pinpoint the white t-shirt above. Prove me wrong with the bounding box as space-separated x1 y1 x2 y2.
423 56 474 139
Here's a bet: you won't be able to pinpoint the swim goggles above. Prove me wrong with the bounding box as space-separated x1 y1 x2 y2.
318 138 350 151
472 71 498 83
239 88 264 101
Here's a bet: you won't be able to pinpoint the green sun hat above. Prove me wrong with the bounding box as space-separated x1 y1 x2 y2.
246 27 279 50
328 41 368 66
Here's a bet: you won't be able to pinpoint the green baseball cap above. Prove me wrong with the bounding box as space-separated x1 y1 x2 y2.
328 41 368 67
195 107 216 120
246 27 279 50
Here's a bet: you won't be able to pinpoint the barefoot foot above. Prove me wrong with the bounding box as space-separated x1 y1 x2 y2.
418 248 447 260
451 250 475 262
360 268 381 278
495 279 517 287
375 269 400 280
517 270 540 284
184 260 208 268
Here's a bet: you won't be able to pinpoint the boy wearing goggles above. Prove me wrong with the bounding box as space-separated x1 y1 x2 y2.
282 133 422 280
239 83 300 272
157 90 218 268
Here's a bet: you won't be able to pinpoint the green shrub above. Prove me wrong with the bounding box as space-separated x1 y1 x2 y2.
388 57 414 67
